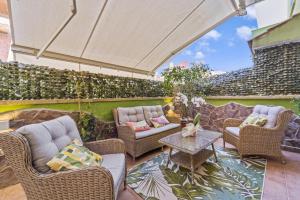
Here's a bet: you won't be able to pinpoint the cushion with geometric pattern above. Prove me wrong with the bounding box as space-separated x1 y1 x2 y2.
239 113 268 128
47 139 102 172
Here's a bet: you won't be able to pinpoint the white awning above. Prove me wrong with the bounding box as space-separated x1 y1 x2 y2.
8 0 260 76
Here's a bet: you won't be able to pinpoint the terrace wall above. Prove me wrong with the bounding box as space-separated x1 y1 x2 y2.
209 42 300 95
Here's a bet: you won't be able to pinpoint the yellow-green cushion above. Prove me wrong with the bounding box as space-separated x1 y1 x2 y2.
239 114 268 128
47 140 102 172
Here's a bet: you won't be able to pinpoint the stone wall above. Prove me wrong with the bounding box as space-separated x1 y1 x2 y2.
209 42 300 95
0 109 117 140
193 102 300 152
195 102 253 132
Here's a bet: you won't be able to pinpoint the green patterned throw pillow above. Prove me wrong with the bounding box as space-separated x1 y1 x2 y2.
47 139 102 172
239 114 268 128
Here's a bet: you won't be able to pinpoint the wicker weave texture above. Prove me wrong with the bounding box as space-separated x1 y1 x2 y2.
223 110 293 162
0 132 126 200
113 108 181 159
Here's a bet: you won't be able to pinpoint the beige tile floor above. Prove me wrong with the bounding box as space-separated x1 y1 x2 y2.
1 139 299 200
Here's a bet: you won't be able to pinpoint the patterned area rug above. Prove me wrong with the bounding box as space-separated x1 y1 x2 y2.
127 148 266 200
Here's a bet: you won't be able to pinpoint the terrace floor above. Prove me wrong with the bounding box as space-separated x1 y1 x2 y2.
0 139 299 200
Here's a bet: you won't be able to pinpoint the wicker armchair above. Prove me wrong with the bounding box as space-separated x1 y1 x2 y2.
0 116 126 200
223 106 293 163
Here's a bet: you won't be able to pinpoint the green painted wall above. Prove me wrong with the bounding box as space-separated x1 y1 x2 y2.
252 24 276 38
0 98 173 121
206 99 299 114
1 97 298 122
252 14 300 48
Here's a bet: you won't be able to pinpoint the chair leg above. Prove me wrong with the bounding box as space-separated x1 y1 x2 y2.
123 180 127 190
223 138 225 148
279 153 286 164
240 155 243 161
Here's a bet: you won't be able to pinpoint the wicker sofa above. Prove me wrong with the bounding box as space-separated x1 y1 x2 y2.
223 105 293 163
0 115 126 200
113 105 181 161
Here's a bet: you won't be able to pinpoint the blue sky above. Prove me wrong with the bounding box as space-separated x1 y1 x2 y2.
156 6 258 74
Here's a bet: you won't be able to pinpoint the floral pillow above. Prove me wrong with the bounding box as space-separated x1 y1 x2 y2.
150 115 170 128
47 139 102 172
239 113 268 128
126 120 151 132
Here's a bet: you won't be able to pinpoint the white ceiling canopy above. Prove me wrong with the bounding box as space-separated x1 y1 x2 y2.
8 0 260 76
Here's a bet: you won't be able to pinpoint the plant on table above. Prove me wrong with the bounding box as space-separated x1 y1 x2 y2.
162 63 211 119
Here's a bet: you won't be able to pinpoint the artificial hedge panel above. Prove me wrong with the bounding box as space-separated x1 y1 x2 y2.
209 42 300 95
0 62 167 100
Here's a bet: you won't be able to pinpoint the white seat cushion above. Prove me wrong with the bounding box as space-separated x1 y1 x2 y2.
225 127 240 137
102 153 125 199
135 123 180 139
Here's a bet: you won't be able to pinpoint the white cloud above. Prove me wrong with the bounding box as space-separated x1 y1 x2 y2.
203 30 221 40
245 6 256 20
183 50 193 56
198 40 210 47
195 51 204 60
197 40 216 53
194 51 205 64
236 26 253 41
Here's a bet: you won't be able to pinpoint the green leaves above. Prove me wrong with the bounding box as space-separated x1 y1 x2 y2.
77 112 96 142
127 149 266 200
0 61 167 100
162 63 212 98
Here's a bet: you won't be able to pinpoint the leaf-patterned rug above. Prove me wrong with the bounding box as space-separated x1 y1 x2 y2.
127 147 266 200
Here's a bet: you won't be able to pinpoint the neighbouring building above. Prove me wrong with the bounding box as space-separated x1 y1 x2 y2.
0 0 10 61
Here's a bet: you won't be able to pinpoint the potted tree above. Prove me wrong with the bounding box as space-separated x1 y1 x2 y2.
162 63 211 122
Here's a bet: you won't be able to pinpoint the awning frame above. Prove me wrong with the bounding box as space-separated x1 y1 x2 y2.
11 44 152 75
8 0 261 76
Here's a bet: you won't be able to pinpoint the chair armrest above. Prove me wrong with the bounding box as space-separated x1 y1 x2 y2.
36 166 115 199
223 118 243 128
85 138 126 155
239 125 282 144
117 125 136 140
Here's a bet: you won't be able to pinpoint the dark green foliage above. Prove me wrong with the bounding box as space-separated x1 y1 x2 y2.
209 42 300 96
77 112 96 142
291 97 300 113
0 61 167 100
162 63 212 99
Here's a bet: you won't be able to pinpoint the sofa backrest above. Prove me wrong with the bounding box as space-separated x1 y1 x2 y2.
143 105 164 125
117 106 145 125
253 105 284 128
15 115 82 173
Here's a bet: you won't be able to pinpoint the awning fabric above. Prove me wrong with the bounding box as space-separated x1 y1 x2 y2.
8 0 259 76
